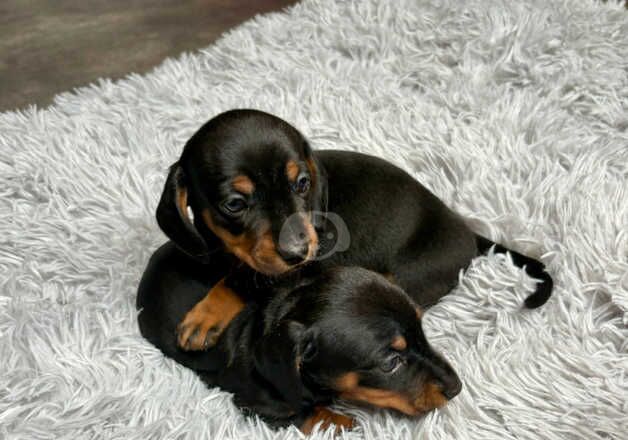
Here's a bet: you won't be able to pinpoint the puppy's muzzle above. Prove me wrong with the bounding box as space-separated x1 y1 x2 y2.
278 237 310 264
438 372 462 400
278 213 318 266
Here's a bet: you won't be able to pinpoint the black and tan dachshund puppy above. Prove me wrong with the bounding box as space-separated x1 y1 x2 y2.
154 109 553 351
137 242 462 433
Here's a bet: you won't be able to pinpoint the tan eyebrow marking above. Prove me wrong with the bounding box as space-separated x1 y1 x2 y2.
391 335 407 351
285 160 299 182
232 175 254 194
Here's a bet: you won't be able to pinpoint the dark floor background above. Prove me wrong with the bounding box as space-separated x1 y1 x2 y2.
0 0 296 112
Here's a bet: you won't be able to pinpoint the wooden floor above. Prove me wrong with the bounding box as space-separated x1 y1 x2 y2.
0 0 296 112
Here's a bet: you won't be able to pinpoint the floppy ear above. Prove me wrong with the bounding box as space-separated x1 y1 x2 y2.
156 163 210 261
253 320 317 411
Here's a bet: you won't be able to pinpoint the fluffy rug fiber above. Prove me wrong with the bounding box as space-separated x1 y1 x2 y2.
1 0 627 438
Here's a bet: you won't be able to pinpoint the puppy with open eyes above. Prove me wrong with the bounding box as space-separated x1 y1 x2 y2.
153 109 553 352
137 242 462 433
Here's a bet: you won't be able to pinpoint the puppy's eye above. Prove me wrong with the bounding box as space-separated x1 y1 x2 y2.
221 196 247 215
293 173 311 195
380 355 404 374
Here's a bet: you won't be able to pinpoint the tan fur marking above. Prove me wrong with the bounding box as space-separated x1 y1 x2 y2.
202 210 290 275
300 407 354 435
177 278 245 351
301 213 319 261
391 335 407 351
335 372 447 416
176 185 190 222
232 175 255 195
335 372 360 391
416 307 424 319
413 382 448 412
304 158 321 261
286 160 299 182
305 157 317 187
252 231 292 274
342 387 418 415
335 372 415 415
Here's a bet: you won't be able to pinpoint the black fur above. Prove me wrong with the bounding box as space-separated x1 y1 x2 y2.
155 109 553 310
137 109 554 429
475 236 553 308
137 242 461 429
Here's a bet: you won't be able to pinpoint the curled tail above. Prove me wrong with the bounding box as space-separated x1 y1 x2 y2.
476 235 553 308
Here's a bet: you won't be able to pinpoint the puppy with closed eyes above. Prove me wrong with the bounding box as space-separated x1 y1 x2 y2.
137 242 462 433
155 109 553 351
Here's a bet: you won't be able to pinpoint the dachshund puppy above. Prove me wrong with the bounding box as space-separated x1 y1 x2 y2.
137 242 462 433
156 109 553 350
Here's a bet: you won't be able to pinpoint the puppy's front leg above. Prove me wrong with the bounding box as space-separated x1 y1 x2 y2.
176 278 244 350
300 407 354 435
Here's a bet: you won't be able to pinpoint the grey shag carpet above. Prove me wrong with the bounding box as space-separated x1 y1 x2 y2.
1 0 627 438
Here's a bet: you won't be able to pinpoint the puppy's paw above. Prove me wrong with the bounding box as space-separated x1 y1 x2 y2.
176 279 245 351
301 407 354 435
176 307 224 351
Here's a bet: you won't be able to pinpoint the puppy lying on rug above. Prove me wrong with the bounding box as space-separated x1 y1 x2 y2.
154 109 553 352
136 109 554 433
137 243 461 432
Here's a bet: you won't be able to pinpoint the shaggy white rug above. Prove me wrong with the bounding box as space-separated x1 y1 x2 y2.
1 0 627 438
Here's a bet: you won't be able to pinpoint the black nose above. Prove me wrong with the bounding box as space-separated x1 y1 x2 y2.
439 374 462 400
278 239 309 265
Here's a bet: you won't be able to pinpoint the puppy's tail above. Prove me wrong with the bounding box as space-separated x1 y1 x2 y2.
476 235 553 308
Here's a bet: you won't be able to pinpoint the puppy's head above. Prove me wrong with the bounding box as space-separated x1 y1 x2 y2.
157 109 326 275
264 267 462 416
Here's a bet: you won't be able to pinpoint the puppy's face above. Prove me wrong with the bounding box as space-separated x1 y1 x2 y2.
299 269 462 416
157 110 325 275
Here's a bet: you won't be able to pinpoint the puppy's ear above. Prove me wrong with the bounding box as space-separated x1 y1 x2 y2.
254 320 317 411
156 163 210 261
